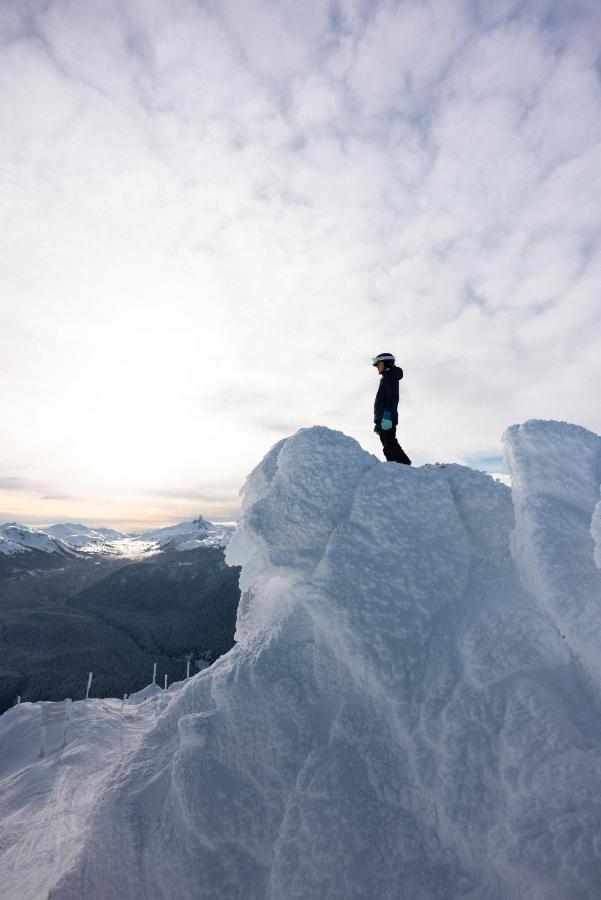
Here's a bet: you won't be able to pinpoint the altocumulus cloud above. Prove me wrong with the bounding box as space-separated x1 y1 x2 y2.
1 0 600 525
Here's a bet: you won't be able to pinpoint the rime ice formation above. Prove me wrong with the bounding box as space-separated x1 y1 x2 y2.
504 420 601 692
1 421 601 900
592 496 601 570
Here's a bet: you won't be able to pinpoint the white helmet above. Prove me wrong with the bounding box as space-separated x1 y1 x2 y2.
371 352 395 367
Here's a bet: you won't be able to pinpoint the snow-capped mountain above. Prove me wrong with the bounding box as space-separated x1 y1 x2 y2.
0 522 79 558
0 517 234 559
134 515 234 551
44 523 130 545
2 420 601 898
42 523 137 557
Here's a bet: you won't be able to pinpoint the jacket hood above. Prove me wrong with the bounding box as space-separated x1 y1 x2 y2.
381 365 403 382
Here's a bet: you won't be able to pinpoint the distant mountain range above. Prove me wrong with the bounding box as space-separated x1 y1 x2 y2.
0 516 235 558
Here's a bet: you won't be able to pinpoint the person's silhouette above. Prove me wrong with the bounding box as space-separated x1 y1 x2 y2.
372 352 411 465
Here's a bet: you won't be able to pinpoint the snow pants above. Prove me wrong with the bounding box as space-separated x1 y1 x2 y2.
377 424 412 465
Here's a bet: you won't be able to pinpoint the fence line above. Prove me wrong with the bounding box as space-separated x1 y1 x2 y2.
12 657 203 710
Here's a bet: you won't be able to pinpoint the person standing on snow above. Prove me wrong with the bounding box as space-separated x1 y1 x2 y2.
372 352 412 465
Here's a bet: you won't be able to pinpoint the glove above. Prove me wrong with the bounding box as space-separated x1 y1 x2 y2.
381 412 393 431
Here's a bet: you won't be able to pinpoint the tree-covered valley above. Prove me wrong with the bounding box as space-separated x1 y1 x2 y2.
0 546 240 713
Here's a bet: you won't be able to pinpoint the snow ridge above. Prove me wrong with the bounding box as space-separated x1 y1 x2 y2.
1 421 601 899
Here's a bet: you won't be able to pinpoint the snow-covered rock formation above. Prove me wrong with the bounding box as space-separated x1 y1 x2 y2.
1 420 601 899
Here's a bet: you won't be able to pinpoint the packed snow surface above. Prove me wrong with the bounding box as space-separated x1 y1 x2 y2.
1 421 601 899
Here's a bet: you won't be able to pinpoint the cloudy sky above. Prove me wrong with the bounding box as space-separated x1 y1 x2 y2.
1 0 600 529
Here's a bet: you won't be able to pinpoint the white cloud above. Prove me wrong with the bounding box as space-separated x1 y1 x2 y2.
1 0 601 525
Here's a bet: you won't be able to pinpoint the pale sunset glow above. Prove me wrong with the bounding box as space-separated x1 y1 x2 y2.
2 0 601 528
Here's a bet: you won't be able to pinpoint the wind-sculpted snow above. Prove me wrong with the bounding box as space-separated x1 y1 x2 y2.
592 496 601 570
2 422 601 899
504 420 601 693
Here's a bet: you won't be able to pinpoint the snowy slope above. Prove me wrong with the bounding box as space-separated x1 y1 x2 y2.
0 695 165 899
1 421 601 899
0 537 28 555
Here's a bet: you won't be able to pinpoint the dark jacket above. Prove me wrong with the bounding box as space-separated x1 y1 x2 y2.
374 365 403 425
